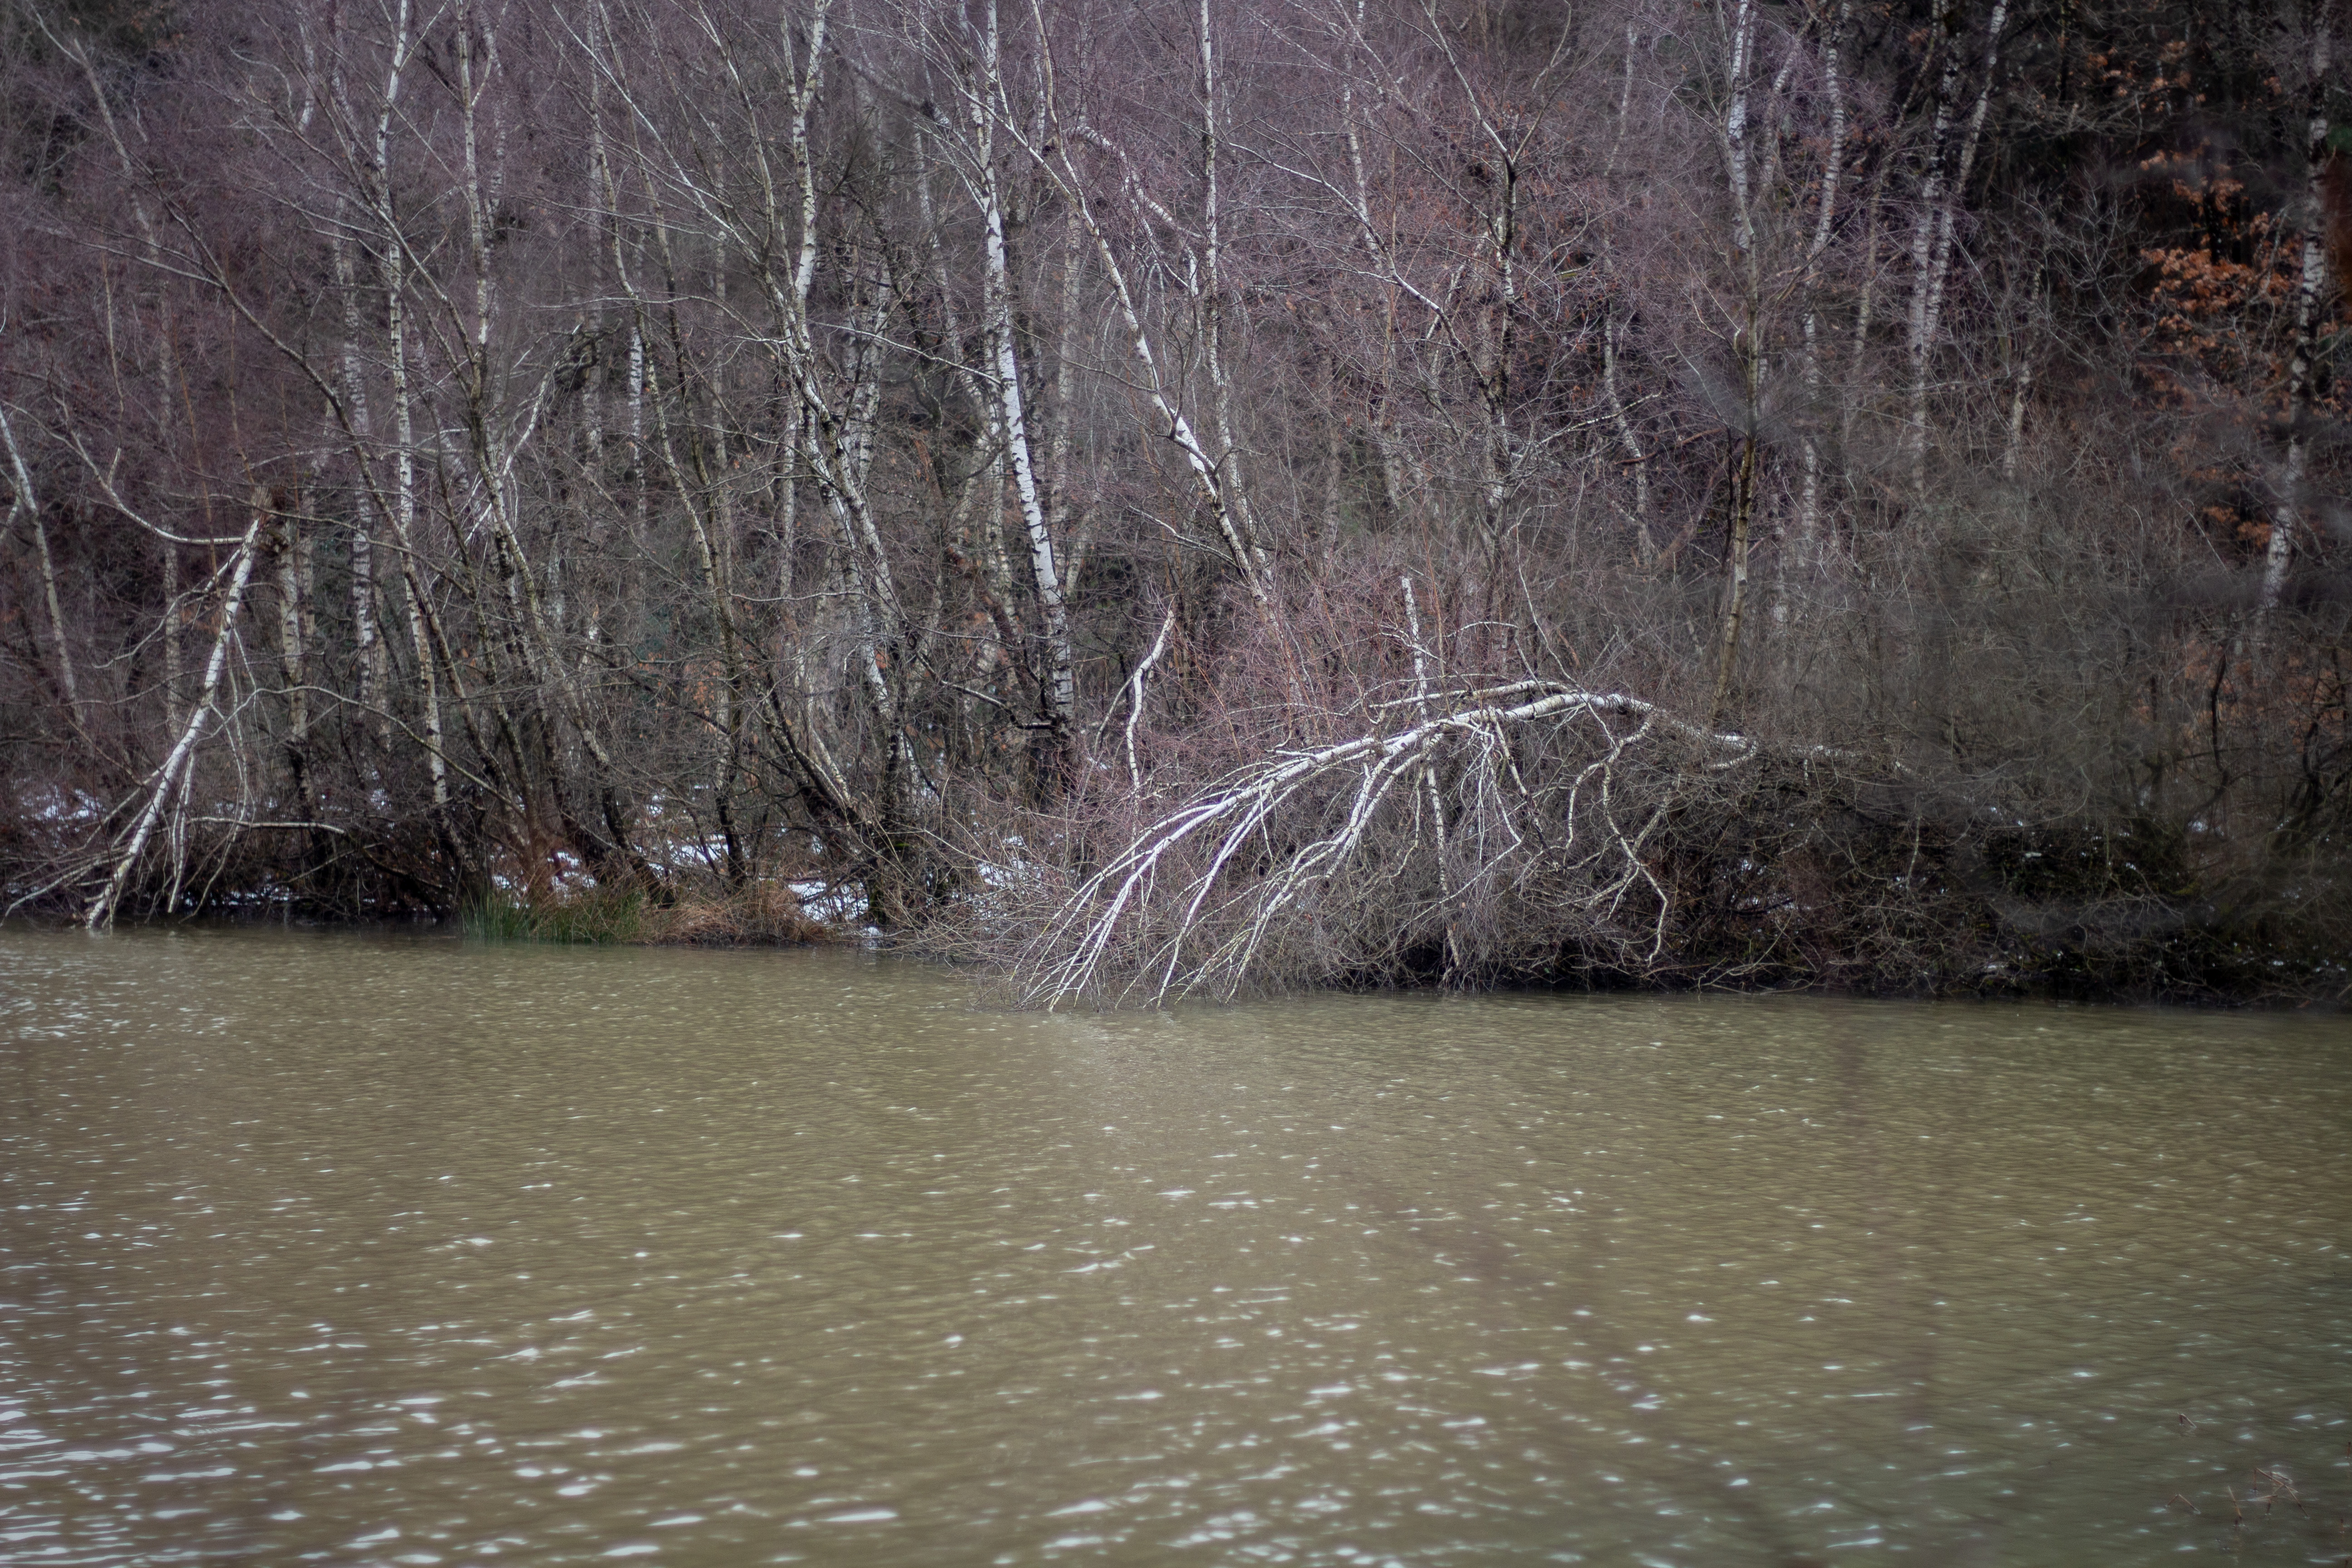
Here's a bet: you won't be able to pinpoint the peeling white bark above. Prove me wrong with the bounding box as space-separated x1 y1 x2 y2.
968 0 1076 775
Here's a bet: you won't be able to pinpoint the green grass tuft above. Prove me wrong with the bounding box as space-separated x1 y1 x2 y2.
460 885 646 945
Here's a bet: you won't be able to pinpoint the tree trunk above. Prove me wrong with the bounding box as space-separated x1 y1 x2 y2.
2261 10 2334 618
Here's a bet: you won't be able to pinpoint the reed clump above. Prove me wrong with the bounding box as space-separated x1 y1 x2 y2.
637 883 832 946
460 877 834 947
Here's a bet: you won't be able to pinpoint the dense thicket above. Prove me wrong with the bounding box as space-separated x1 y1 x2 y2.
4 0 2348 1002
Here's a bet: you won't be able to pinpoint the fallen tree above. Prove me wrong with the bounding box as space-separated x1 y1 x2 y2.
1009 668 1878 1008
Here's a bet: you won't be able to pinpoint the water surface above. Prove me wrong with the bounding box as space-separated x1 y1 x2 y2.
3 926 2347 1565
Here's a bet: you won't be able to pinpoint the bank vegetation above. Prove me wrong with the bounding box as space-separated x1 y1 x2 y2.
5 0 2351 1004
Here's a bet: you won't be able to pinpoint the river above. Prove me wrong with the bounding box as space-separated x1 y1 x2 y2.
2 926 2346 1565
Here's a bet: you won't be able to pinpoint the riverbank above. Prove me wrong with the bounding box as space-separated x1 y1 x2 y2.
21 877 2336 1010
12 767 2347 1007
8 0 2350 1025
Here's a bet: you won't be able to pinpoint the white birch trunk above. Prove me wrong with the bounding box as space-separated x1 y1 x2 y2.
330 212 388 745
971 0 1077 777
0 404 82 733
2261 13 2333 617
1602 313 1653 562
1789 0 1852 610
1904 1 2008 496
87 505 268 930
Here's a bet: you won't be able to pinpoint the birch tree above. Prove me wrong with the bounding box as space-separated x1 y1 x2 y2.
2259 3 2336 619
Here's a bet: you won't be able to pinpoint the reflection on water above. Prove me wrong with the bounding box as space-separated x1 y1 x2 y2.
2 926 2347 1565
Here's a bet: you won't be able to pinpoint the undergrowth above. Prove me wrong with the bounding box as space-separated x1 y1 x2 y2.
460 885 647 945
458 881 831 946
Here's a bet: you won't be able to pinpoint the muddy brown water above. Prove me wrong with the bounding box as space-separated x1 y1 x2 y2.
2 926 2347 1565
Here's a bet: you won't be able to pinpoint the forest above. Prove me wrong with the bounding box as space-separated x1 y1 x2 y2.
3 0 2349 1004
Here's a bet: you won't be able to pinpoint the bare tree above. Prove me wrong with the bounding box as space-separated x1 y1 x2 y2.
5 0 2347 1000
